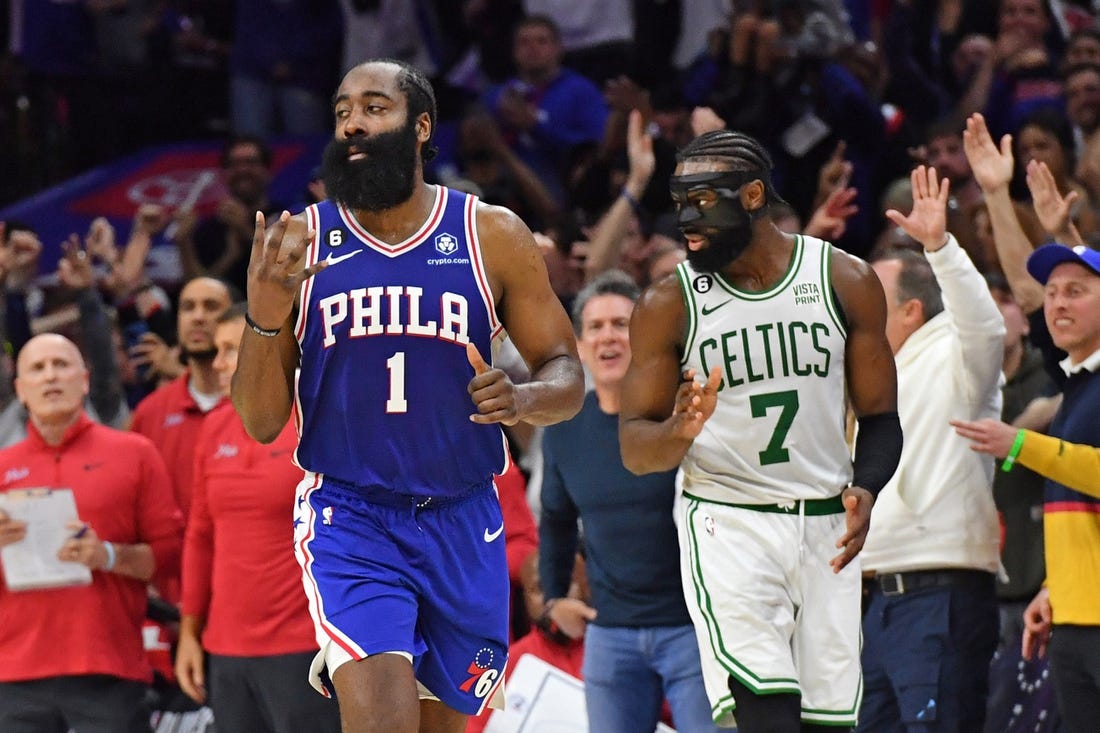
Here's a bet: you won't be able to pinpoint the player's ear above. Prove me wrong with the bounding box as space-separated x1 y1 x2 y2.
742 180 766 213
417 112 432 144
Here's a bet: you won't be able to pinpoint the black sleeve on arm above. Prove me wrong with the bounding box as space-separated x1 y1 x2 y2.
853 411 903 498
76 288 126 426
1027 307 1067 389
5 290 31 356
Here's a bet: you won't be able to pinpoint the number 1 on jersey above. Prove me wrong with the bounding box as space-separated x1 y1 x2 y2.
385 351 408 413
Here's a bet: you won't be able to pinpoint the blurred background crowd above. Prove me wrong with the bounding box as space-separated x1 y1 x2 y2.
2 0 1100 731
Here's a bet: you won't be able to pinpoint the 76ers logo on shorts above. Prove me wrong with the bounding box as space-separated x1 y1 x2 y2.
459 647 499 699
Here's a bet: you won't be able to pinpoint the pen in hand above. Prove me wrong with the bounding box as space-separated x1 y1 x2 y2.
58 522 95 566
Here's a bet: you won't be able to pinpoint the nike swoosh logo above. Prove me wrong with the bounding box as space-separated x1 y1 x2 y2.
701 299 733 316
324 248 363 267
483 523 504 542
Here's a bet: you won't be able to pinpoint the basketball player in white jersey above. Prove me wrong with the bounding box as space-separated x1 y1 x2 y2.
618 129 903 732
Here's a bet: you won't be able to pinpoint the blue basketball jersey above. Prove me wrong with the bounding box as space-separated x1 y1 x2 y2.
294 187 508 499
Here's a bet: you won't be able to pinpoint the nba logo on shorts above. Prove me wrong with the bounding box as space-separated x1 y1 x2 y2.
704 515 716 536
322 506 333 525
435 233 458 256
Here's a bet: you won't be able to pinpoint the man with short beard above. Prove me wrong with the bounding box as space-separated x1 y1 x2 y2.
233 59 584 733
131 276 231 526
130 276 230 641
618 129 902 733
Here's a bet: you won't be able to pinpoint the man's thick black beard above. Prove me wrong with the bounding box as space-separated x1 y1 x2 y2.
321 120 419 212
183 347 217 363
685 227 753 273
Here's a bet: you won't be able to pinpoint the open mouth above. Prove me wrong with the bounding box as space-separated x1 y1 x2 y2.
684 235 708 251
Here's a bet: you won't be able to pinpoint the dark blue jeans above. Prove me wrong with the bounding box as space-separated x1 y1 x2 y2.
858 573 999 732
582 623 723 733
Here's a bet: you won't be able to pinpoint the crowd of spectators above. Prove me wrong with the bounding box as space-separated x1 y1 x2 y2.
2 0 1100 731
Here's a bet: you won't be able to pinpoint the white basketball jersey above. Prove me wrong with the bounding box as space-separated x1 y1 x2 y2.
678 235 853 504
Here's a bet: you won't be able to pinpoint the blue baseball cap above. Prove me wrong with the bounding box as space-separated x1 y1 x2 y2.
1026 243 1100 284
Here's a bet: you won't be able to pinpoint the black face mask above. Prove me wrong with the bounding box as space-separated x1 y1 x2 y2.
321 115 420 212
671 171 758 273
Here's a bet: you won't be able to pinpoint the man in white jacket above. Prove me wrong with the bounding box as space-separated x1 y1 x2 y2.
858 165 1006 732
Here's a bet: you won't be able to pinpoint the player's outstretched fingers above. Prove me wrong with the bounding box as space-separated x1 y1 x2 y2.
263 211 293 265
250 211 267 262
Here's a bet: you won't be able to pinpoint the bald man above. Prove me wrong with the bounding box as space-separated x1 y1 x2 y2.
0 334 183 733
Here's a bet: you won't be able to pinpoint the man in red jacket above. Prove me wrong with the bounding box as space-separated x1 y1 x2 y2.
0 333 183 732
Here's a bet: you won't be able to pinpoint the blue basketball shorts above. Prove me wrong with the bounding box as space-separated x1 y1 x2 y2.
292 472 510 715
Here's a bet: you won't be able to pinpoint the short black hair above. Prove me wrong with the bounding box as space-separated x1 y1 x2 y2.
1063 60 1100 83
1068 26 1100 50
356 58 438 163
1019 107 1076 164
220 134 272 169
923 116 964 145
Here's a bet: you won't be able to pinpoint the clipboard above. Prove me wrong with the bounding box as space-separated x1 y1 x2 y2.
0 488 93 591
484 654 677 732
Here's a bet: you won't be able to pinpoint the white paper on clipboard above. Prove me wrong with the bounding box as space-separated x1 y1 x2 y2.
0 488 92 591
484 655 676 733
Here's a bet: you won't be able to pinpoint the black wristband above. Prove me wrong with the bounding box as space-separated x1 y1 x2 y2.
245 312 281 337
852 411 903 498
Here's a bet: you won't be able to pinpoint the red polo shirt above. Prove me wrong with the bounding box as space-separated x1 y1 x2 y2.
0 414 183 683
181 403 316 656
131 373 223 520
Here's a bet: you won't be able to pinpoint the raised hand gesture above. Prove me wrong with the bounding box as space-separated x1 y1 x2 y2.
885 165 950 251
625 109 655 193
815 140 852 206
1026 159 1085 245
963 113 1014 194
246 211 324 331
57 234 95 290
806 185 859 240
691 106 726 137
